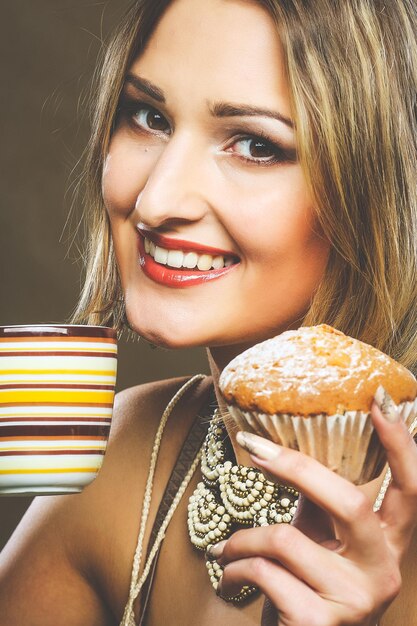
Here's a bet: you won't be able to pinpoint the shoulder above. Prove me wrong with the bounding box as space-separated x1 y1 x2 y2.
71 374 213 614
0 375 212 623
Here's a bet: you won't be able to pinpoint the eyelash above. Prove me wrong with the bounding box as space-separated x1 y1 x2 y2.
117 98 297 167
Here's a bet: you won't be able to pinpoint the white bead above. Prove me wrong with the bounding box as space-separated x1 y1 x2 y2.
248 471 256 480
265 485 274 494
282 513 292 523
219 521 227 531
264 493 272 502
252 489 259 497
254 481 263 490
281 498 290 508
260 499 267 508
252 502 262 511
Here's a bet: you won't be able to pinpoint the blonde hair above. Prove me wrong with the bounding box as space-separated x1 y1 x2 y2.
72 0 417 373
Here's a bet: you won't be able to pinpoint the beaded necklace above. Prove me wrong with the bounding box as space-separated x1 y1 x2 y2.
187 412 299 602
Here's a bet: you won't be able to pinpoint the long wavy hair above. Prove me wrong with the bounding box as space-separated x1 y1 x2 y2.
72 0 417 374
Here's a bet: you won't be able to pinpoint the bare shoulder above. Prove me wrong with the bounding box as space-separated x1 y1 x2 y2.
0 375 212 624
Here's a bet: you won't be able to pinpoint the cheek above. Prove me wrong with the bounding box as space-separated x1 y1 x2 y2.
101 139 154 218
225 168 323 261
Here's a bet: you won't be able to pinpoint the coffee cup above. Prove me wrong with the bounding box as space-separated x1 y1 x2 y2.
0 324 117 495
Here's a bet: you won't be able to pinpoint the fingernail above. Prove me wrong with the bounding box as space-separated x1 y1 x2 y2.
205 540 227 561
236 431 279 461
374 385 400 423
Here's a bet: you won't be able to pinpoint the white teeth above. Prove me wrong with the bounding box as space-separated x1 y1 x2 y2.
183 252 198 268
167 249 184 268
212 255 224 269
197 254 213 271
154 245 168 264
144 237 236 271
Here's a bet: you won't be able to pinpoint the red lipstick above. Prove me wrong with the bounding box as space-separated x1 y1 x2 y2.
136 225 237 257
137 231 239 288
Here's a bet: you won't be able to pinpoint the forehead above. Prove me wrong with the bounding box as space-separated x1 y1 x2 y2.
130 0 292 118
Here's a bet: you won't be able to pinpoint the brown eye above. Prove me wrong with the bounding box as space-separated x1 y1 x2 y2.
248 139 275 158
226 135 296 165
133 106 171 133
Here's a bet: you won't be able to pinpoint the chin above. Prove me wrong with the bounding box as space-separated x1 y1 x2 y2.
126 315 201 350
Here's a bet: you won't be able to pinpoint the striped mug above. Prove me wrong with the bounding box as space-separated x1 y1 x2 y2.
0 324 117 495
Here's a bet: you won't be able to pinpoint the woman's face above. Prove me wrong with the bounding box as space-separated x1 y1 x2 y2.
103 0 330 352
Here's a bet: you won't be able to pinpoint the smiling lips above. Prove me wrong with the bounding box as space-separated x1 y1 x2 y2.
137 228 239 287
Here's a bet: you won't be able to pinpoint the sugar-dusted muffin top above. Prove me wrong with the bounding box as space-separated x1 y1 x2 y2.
219 325 417 415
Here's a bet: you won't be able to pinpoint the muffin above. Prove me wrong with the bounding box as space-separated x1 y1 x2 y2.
219 325 417 484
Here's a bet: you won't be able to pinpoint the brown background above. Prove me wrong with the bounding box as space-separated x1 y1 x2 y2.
0 1 208 549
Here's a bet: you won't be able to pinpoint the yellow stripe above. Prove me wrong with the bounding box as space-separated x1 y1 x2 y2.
0 390 115 403
0 369 116 376
0 467 99 474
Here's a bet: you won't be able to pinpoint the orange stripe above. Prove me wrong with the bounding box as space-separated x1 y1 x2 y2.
1 436 108 441
0 336 116 344
0 402 114 408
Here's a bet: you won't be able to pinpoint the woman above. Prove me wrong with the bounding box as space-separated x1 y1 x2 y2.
0 0 416 624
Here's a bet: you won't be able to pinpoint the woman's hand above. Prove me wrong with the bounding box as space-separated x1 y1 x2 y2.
211 396 417 625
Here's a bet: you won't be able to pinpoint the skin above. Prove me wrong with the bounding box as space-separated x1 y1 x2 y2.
0 0 416 625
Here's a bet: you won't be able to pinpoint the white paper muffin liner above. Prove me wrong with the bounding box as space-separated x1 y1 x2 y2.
227 398 417 485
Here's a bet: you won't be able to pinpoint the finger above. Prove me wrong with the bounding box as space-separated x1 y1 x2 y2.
217 523 349 593
219 555 325 623
236 431 381 551
371 398 417 497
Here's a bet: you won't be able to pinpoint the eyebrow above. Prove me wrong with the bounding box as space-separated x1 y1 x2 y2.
125 73 165 102
210 102 294 130
125 73 294 129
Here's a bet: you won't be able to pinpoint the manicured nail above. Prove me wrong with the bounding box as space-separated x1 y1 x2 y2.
236 431 279 461
206 540 226 561
374 385 400 423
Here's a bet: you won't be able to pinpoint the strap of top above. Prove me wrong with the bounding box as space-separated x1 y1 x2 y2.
137 382 216 625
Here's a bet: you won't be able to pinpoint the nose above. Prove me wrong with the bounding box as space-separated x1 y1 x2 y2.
135 133 210 230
